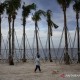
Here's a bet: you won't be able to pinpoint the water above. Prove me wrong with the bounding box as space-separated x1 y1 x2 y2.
0 48 78 61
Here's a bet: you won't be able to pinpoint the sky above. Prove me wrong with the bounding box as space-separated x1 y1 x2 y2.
1 0 80 48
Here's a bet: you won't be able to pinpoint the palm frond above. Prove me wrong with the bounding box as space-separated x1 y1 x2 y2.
0 2 6 14
37 10 46 17
52 22 59 28
32 10 46 21
46 10 52 20
47 10 59 29
9 0 21 11
46 10 59 36
5 0 21 15
57 0 63 5
73 0 80 12
22 3 36 26
67 0 72 8
57 0 72 9
22 3 36 17
26 3 36 11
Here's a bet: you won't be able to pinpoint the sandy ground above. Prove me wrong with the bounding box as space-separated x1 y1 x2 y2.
0 61 80 80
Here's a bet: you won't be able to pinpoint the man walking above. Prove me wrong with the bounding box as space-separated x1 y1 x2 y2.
34 54 41 72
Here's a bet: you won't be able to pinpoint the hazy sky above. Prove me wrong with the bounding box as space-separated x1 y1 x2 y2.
1 0 80 48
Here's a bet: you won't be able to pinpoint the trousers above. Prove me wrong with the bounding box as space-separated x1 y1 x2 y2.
35 65 41 72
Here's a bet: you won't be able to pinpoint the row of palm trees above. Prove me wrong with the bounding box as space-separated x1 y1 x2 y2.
57 0 80 64
73 0 80 63
0 0 80 65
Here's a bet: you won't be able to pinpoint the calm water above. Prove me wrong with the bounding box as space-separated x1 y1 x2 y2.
0 48 78 61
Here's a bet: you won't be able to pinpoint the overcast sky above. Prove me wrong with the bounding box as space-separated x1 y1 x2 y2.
1 0 80 48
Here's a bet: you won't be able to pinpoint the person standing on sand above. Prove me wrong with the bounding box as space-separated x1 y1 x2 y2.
34 54 41 72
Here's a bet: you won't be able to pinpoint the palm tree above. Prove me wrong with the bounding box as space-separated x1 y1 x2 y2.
5 0 21 65
11 0 21 64
32 10 46 56
57 0 72 64
22 3 36 62
5 0 13 65
0 2 6 55
73 0 80 63
46 10 59 62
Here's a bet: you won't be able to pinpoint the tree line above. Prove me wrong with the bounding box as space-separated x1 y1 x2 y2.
0 0 80 65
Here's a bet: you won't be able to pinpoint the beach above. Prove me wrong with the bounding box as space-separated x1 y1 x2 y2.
0 61 80 80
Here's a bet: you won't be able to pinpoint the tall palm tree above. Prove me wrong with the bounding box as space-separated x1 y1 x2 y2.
57 0 72 64
11 0 21 63
5 0 13 65
46 10 59 62
22 3 36 62
5 0 21 65
73 0 80 63
0 2 5 55
32 10 46 56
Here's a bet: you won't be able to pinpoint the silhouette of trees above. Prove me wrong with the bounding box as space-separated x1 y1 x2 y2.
73 0 80 63
32 10 46 55
57 0 72 64
5 0 21 65
22 3 36 62
46 10 59 62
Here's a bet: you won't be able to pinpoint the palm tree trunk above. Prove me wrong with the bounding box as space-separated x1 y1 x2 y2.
23 24 26 62
8 16 13 65
35 21 39 55
0 15 1 55
11 18 14 65
63 9 70 64
48 26 52 62
76 12 80 63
